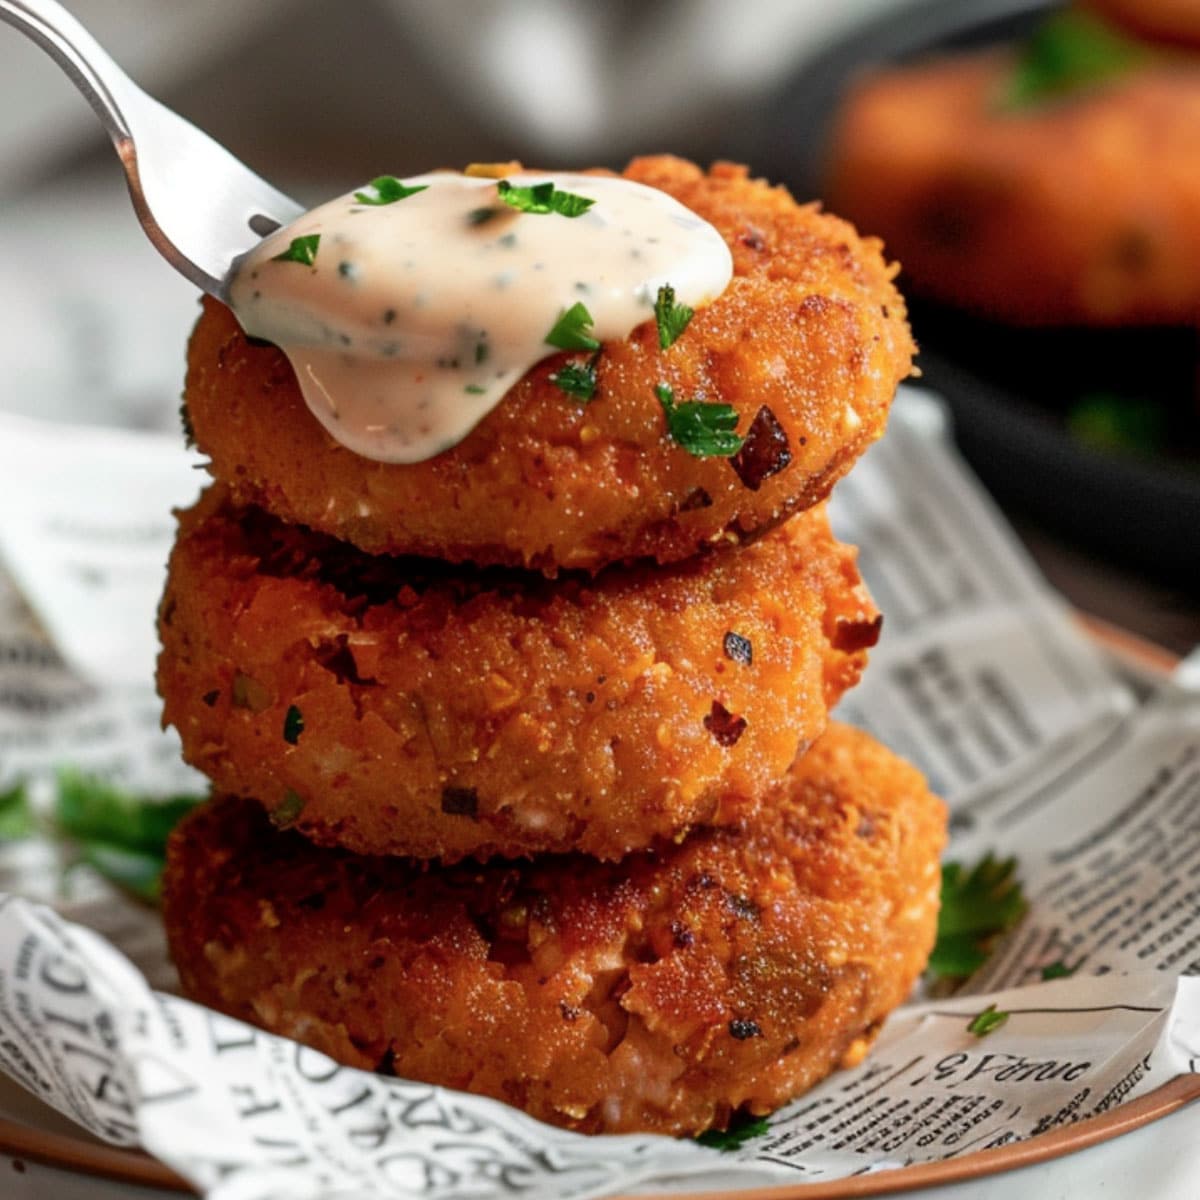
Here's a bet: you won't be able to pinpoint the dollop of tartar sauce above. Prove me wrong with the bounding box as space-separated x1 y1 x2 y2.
226 171 733 464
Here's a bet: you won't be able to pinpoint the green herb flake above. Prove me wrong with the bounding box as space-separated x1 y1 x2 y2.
968 1004 1010 1038
283 705 305 745
354 175 428 206
464 384 487 395
696 1114 770 1152
272 789 306 829
54 770 203 902
998 11 1147 113
1041 960 1075 981
656 383 745 458
272 234 320 266
545 302 601 352
654 284 695 350
0 781 34 841
928 853 1027 981
551 354 600 402
497 179 595 218
468 206 501 227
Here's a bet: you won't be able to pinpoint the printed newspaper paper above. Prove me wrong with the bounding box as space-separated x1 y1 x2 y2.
0 390 1196 1199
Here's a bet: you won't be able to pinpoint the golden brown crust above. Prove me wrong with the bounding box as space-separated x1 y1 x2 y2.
163 723 946 1136
184 157 913 572
157 488 879 862
826 51 1200 326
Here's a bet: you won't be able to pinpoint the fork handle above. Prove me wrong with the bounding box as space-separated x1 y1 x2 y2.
0 0 135 148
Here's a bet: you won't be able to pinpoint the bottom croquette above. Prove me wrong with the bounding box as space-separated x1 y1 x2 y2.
163 723 946 1137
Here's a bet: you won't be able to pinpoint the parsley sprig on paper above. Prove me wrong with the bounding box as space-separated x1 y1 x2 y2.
929 853 1027 980
54 771 204 902
696 1113 770 1152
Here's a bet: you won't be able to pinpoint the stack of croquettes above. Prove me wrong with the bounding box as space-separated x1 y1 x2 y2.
158 157 946 1137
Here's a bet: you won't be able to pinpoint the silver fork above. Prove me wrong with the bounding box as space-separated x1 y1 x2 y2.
0 0 303 298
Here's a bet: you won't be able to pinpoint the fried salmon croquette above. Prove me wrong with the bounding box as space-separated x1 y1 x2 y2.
157 487 879 863
163 723 946 1137
826 51 1200 326
184 157 914 573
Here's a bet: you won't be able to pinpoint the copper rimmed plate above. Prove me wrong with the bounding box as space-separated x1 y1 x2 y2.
0 622 1193 1198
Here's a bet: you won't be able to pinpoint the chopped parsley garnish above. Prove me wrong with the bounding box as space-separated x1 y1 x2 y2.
654 284 694 349
1041 959 1075 981
54 770 203 902
283 705 304 745
464 384 487 395
929 853 1027 981
998 11 1146 112
272 234 320 266
545 302 601 352
551 353 600 401
967 1004 1009 1037
354 175 428 205
656 383 745 458
272 789 306 829
696 1113 770 1152
497 179 595 218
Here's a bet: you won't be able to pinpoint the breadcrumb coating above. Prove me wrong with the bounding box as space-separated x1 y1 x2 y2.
157 488 879 862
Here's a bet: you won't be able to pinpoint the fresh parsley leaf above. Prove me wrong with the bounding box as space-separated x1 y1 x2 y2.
283 705 305 745
928 853 1027 981
696 1114 770 1152
497 179 595 218
545 302 600 352
0 781 34 840
272 234 320 266
998 11 1146 112
1041 960 1075 981
656 383 745 458
354 175 428 205
654 284 695 350
54 771 203 902
968 1004 1009 1037
551 354 600 401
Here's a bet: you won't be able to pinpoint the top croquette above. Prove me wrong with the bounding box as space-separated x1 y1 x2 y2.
184 157 914 574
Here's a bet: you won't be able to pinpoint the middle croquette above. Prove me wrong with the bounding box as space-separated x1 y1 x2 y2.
163 723 947 1137
157 487 880 863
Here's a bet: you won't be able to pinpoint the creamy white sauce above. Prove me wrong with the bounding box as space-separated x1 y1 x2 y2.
227 171 733 464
